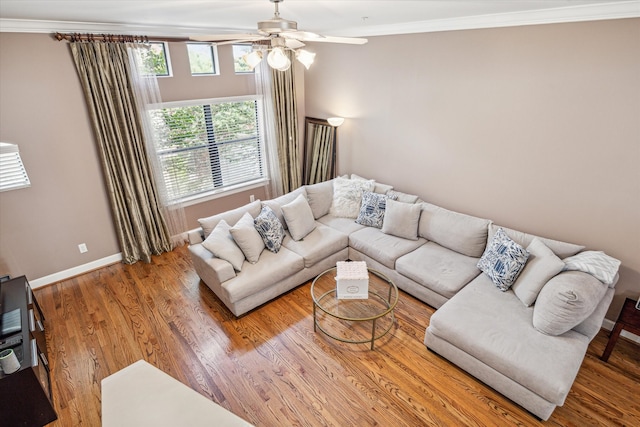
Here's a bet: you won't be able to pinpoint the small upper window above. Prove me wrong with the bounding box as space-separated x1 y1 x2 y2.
187 43 219 76
0 142 31 192
139 42 172 77
232 44 255 74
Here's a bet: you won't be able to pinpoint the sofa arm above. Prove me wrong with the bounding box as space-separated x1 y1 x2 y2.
187 228 205 245
188 243 236 288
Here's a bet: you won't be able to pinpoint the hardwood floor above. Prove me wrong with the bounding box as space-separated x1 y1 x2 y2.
34 245 640 426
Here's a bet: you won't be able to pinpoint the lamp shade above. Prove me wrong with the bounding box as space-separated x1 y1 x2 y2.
267 47 291 71
327 117 345 127
295 49 315 70
242 50 263 70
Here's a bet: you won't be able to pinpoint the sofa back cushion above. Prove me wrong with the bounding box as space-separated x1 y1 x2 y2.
198 199 262 239
488 224 584 259
418 202 490 258
350 173 394 195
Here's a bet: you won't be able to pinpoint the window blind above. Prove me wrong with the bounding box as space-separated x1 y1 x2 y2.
149 97 265 202
0 142 31 192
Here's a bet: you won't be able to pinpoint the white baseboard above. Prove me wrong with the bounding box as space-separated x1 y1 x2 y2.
601 318 640 344
29 253 122 289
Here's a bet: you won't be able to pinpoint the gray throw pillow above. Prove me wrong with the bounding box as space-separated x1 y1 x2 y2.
511 238 565 306
281 194 316 241
305 179 334 219
229 212 265 264
201 220 245 271
381 199 421 240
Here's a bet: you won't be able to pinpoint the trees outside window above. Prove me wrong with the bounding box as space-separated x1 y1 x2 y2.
149 97 265 202
187 43 219 75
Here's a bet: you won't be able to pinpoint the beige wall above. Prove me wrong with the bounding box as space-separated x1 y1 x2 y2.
304 18 640 320
0 34 269 281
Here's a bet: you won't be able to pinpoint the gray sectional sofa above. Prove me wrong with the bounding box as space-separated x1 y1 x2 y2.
187 175 620 421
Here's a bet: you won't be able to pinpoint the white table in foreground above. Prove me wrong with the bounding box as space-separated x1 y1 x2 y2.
102 360 253 427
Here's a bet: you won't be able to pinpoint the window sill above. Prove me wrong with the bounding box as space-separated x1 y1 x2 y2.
172 179 267 208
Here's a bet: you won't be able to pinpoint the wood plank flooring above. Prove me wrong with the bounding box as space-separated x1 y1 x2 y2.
34 245 640 426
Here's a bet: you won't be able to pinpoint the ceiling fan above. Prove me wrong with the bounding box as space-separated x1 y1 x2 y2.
190 0 368 71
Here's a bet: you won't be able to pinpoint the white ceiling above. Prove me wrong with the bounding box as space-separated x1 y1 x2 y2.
0 1 638 38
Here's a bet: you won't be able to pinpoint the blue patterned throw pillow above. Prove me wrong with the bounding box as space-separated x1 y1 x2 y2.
356 191 396 228
254 205 285 253
477 227 530 291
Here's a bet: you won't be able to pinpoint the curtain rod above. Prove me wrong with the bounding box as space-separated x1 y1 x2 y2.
54 32 190 43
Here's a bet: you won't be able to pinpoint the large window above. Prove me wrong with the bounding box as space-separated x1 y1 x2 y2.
148 97 265 203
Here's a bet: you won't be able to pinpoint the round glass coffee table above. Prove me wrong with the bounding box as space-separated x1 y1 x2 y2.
311 266 398 350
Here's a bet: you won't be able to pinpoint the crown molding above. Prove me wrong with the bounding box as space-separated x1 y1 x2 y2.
337 1 640 37
0 1 638 37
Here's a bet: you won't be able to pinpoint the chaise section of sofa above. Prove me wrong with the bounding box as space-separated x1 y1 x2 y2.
425 225 618 420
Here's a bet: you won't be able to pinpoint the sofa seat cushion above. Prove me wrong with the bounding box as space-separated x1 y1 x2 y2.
282 223 349 268
396 242 481 299
221 247 304 304
428 274 590 405
317 215 366 235
349 227 426 269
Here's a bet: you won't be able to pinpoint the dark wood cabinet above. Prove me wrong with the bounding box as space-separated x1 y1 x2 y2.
0 276 57 426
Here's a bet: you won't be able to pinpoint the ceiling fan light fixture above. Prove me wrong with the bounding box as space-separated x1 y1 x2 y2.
242 50 264 70
295 49 315 69
267 46 291 71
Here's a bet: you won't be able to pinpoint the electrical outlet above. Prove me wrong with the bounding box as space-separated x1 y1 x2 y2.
250 194 255 202
78 243 88 253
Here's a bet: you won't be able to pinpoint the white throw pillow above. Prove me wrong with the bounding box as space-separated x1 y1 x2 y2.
281 194 316 241
562 251 621 286
201 220 245 271
511 238 565 306
329 177 375 218
229 212 265 264
381 199 421 240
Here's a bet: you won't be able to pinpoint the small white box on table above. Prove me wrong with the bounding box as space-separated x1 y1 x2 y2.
335 261 369 299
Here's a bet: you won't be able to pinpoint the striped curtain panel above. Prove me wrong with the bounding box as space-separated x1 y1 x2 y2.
70 42 173 264
270 51 301 194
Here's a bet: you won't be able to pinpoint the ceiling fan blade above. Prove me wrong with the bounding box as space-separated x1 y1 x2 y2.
306 35 368 45
215 37 269 46
281 31 322 41
189 33 262 42
284 38 306 49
